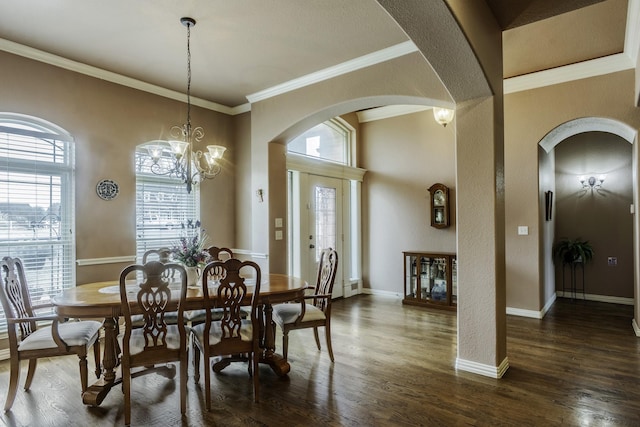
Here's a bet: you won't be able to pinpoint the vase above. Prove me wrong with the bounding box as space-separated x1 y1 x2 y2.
185 266 199 287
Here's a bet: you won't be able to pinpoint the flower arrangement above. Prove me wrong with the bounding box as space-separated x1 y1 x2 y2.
170 219 211 267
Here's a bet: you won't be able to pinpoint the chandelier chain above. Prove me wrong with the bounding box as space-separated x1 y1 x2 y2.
186 21 192 132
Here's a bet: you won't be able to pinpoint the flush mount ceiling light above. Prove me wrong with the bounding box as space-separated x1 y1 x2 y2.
143 17 226 194
433 107 455 127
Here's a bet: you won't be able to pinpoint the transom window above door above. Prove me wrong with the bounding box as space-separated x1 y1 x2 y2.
287 119 351 165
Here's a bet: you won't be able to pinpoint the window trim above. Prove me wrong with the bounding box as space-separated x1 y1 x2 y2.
0 112 75 334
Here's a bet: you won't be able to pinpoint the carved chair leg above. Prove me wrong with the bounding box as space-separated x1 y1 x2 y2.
204 352 211 412
193 340 200 384
78 354 88 392
180 354 187 416
282 330 290 361
24 359 37 390
313 327 321 351
252 351 260 403
325 322 334 363
122 364 131 426
4 357 20 412
93 340 102 378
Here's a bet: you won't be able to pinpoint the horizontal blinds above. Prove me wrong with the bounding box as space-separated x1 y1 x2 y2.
135 149 199 263
0 120 74 333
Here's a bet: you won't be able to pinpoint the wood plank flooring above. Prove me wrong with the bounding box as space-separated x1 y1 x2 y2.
1 295 639 426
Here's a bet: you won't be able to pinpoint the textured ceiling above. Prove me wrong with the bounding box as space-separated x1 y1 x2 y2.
0 0 631 108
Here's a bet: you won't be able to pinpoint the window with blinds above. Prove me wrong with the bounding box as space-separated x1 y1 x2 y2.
135 147 199 262
0 114 75 333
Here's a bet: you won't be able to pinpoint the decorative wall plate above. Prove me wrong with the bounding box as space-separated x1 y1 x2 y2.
96 179 119 201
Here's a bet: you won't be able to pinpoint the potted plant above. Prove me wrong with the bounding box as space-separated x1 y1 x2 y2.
552 238 594 265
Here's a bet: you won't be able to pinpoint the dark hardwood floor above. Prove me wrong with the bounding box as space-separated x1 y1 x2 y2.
1 295 639 426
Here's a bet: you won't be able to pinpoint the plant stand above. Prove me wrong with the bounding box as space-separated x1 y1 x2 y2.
562 261 585 300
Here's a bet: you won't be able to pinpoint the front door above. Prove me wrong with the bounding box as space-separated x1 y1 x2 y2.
308 175 342 298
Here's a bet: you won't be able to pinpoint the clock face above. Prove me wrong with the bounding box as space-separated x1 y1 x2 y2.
434 189 445 206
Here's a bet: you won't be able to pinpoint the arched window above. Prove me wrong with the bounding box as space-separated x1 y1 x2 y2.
0 113 75 332
134 144 199 261
287 118 352 165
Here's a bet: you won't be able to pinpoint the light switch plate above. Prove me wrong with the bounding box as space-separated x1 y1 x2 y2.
275 230 283 240
517 226 528 235
275 217 283 228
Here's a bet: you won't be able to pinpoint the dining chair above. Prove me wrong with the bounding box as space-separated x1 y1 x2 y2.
142 247 172 263
191 258 262 410
0 256 102 412
205 246 234 261
188 246 237 326
272 248 338 362
133 248 177 328
119 261 189 425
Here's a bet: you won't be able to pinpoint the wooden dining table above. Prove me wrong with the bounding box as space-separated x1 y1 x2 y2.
52 273 307 406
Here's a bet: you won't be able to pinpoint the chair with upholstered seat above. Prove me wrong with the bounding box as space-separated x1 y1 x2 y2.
0 256 102 412
191 258 262 409
272 248 338 362
119 261 189 425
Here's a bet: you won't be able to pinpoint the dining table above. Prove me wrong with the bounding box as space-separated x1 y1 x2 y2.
52 273 307 406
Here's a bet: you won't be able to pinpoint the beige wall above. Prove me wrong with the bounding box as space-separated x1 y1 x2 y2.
0 51 236 285
505 70 640 313
360 110 456 293
554 132 633 298
233 112 252 250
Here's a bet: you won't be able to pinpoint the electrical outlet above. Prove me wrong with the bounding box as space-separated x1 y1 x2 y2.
607 257 617 266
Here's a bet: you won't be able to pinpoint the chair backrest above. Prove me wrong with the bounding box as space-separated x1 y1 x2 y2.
0 256 35 341
119 261 187 353
314 248 339 312
200 259 261 345
142 247 172 263
206 246 234 261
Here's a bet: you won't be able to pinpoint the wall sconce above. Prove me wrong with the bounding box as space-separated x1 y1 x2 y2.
433 107 455 127
579 175 606 189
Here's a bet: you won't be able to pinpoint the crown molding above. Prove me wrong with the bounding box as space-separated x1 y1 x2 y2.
0 38 237 116
625 0 640 64
356 105 431 123
246 40 419 104
504 53 634 94
505 1 640 94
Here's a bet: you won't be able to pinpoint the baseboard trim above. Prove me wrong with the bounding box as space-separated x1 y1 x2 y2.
506 293 556 319
456 356 509 379
633 319 640 337
556 291 634 305
361 288 403 298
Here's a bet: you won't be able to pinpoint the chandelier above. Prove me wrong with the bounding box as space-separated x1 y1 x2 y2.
144 17 226 194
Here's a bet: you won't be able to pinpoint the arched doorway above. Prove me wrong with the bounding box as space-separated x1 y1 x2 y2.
539 117 639 333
